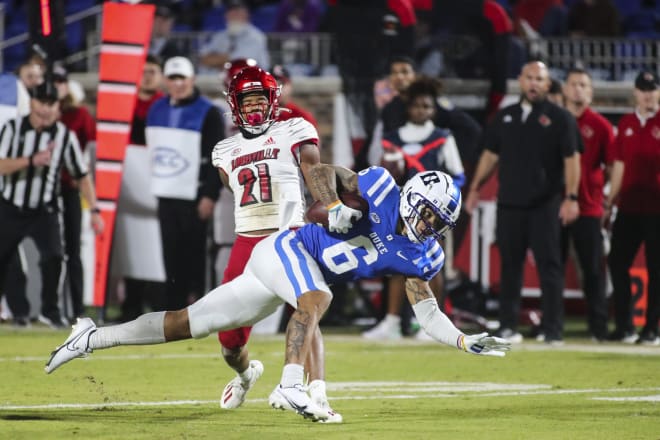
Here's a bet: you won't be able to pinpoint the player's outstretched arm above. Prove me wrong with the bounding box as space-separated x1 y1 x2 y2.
405 277 511 357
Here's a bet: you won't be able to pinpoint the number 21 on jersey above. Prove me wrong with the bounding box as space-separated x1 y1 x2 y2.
237 163 272 206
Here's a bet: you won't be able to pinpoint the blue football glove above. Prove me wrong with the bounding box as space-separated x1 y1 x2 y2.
327 200 363 233
459 332 512 357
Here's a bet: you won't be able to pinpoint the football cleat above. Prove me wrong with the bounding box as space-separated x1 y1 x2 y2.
268 384 329 421
308 380 343 424
44 317 96 374
362 318 402 341
220 360 264 409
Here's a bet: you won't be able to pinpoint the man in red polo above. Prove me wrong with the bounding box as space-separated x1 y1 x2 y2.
561 67 614 342
606 70 660 345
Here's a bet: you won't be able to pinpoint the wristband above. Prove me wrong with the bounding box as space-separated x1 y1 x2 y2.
91 207 101 214
565 193 578 201
326 200 342 210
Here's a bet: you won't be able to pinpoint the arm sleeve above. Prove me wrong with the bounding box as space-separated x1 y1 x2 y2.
480 116 501 154
411 298 463 348
198 106 224 200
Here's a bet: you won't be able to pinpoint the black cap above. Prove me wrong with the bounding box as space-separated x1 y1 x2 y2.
29 81 58 103
634 70 659 91
52 64 68 82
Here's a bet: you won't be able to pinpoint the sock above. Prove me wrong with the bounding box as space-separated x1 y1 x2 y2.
88 312 166 350
308 379 327 401
280 363 304 388
239 365 253 383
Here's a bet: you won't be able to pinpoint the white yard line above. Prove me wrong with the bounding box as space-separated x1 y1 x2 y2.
1 383 659 411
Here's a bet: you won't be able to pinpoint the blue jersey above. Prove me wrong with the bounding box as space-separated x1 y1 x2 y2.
296 166 445 285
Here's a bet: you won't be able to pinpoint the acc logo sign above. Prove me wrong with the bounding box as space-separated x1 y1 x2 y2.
153 146 190 177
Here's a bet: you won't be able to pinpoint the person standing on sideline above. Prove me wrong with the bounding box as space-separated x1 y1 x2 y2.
53 64 96 322
606 70 660 345
211 67 362 422
0 80 104 329
146 56 224 310
561 68 614 342
465 61 581 344
46 167 511 425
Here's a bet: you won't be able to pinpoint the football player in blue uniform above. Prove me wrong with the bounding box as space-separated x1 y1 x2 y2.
45 166 511 422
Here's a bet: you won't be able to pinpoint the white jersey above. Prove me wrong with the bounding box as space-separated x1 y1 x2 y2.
211 118 318 233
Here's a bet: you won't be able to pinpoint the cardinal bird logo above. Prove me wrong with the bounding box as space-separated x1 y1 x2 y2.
538 114 552 127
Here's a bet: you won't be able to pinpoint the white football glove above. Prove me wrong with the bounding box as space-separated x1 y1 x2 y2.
459 332 512 357
327 201 363 233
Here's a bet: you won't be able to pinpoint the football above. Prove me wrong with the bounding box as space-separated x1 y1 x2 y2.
306 192 369 228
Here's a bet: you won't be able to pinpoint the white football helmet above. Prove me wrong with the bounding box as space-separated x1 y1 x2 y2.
399 171 461 243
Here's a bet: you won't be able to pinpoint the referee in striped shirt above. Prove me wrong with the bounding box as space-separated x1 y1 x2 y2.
0 80 104 328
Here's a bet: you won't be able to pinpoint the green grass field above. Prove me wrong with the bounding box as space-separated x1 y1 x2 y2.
1 324 659 440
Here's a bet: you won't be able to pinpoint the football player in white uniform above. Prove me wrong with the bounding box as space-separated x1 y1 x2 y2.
211 59 258 285
210 66 362 421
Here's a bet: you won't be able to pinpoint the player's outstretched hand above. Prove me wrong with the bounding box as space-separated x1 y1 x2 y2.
327 201 363 233
459 332 512 357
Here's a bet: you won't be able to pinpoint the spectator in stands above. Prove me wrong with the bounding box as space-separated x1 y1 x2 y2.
119 54 166 322
568 0 621 37
0 80 104 329
465 61 581 345
607 70 660 345
273 0 324 32
199 0 270 72
53 64 96 323
560 68 614 342
364 76 466 341
16 59 44 89
149 4 189 62
146 56 224 310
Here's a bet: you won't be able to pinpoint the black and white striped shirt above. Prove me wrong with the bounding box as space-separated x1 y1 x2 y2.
0 115 88 210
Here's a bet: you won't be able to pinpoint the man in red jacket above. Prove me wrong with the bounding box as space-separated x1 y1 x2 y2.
561 67 614 342
606 70 660 345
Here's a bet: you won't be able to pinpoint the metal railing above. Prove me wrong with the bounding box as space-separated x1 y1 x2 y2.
81 31 335 75
525 37 660 81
